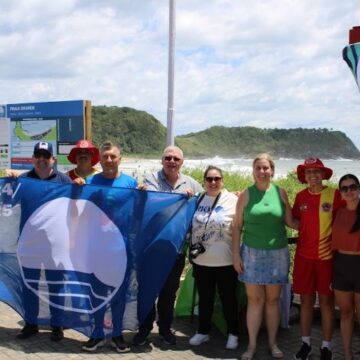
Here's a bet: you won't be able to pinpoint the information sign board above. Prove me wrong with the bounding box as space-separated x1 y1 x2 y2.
1 100 90 171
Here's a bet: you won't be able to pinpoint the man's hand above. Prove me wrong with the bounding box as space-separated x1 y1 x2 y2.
5 169 22 178
184 188 195 197
73 177 86 185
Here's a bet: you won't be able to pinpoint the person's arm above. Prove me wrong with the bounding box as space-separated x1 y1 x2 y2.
183 188 195 197
182 176 203 197
280 187 299 230
62 174 73 184
5 169 23 178
232 189 248 274
143 173 159 191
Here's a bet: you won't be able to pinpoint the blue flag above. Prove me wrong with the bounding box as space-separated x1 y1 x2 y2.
0 177 196 338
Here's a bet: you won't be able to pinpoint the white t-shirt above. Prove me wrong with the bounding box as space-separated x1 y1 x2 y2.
191 189 237 267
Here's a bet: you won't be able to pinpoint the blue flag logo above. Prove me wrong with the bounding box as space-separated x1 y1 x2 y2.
18 197 127 314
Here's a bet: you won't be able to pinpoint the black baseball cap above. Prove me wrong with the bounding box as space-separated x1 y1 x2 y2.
33 141 54 156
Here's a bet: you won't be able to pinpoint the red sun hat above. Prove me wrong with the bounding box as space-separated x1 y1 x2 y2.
67 140 100 166
296 158 333 184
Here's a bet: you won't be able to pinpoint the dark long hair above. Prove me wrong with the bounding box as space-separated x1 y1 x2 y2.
339 173 360 233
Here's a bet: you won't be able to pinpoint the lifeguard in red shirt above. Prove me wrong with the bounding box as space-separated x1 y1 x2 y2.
292 158 343 360
67 140 100 181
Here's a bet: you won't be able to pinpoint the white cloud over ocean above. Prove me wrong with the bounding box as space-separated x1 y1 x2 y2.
1 0 360 149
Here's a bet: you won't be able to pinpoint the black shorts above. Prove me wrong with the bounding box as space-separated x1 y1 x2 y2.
333 252 360 293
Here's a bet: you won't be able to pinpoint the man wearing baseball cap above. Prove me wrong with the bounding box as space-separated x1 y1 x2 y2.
292 158 343 360
66 139 99 180
19 141 72 183
17 141 72 341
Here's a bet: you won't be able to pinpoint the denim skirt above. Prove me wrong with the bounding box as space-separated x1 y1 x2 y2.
238 243 290 285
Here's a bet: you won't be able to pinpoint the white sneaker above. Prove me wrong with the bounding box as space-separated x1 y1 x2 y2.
189 333 210 345
225 334 238 350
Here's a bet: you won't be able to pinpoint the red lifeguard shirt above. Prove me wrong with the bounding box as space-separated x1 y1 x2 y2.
292 187 343 260
67 168 98 180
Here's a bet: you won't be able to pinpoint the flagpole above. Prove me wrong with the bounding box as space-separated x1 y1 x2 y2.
166 0 176 146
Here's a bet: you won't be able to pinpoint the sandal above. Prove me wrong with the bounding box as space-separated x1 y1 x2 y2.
241 347 256 360
269 344 284 359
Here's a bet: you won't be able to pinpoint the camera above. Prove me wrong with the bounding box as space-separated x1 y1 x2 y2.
189 242 206 259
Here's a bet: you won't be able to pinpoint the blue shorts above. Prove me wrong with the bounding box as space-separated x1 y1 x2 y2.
238 243 289 285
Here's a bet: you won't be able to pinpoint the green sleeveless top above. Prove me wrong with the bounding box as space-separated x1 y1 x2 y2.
242 183 287 250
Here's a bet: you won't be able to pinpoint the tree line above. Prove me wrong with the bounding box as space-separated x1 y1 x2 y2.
92 105 360 159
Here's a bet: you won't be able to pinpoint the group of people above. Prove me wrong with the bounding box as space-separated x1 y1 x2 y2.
191 154 359 360
6 140 360 360
10 140 202 353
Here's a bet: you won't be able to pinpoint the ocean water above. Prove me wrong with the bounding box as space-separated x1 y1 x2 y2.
121 157 360 182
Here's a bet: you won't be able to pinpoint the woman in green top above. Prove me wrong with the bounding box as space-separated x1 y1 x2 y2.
232 153 298 360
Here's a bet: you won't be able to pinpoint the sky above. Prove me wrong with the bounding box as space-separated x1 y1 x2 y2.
1 0 360 150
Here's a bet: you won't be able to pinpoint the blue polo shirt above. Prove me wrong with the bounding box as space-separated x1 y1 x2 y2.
86 172 138 188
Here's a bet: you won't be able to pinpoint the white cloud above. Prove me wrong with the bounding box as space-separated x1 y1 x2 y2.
0 0 360 150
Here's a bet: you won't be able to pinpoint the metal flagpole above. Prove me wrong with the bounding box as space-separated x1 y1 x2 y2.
166 0 176 146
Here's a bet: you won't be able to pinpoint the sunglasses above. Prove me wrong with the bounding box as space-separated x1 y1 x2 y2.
339 184 359 193
205 176 222 183
34 151 51 159
164 156 181 162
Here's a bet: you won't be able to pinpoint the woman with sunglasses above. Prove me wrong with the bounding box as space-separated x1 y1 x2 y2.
232 153 297 360
188 165 239 350
332 174 360 360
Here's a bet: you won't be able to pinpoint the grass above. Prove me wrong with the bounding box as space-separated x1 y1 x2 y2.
184 167 337 210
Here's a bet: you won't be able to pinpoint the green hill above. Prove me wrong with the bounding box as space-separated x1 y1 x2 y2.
92 106 166 156
92 105 360 159
176 126 360 159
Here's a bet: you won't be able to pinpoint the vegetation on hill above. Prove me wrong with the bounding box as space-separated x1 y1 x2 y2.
92 106 166 156
176 126 360 159
92 105 360 159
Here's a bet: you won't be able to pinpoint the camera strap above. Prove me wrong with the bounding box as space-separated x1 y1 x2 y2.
187 192 222 261
188 191 206 238
200 192 222 237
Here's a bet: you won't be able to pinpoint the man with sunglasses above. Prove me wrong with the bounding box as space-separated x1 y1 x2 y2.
292 158 344 360
133 146 202 346
143 146 201 194
17 141 72 341
23 141 72 183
